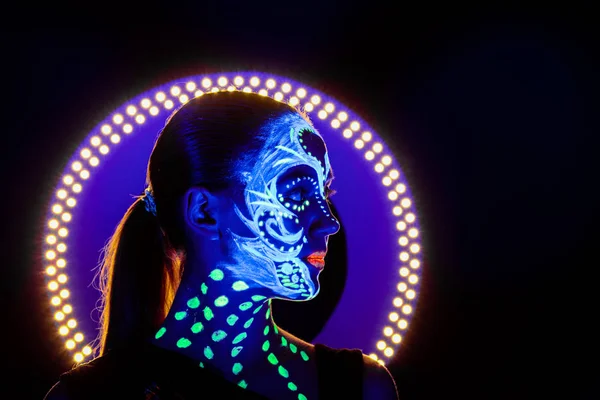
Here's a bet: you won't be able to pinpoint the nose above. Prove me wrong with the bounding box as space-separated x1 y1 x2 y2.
309 202 340 238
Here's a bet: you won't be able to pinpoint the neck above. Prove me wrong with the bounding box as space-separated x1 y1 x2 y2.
151 266 287 386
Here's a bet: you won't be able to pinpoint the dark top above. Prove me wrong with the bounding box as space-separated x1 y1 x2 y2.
50 343 364 399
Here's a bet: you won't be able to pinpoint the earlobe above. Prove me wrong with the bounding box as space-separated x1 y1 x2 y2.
184 187 219 239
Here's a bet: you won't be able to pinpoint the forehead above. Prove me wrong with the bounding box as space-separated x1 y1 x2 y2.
245 114 332 186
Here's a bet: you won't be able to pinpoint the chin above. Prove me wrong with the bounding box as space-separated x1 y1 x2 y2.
274 274 321 302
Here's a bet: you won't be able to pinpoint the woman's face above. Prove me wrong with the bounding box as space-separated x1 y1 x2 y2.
219 114 340 301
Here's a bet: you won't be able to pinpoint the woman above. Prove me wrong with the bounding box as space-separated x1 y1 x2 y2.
44 91 399 399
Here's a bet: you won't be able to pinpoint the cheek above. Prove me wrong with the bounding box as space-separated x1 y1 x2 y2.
224 206 255 238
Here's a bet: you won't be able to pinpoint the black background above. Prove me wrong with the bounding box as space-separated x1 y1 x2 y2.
1 1 598 399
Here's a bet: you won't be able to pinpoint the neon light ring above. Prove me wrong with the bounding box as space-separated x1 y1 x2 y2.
41 72 423 365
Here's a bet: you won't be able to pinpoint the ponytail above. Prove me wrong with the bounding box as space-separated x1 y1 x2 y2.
95 195 181 356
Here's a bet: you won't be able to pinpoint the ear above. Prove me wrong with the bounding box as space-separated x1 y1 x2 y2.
183 187 219 240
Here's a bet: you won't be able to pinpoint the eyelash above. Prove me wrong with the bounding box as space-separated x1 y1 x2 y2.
325 187 337 199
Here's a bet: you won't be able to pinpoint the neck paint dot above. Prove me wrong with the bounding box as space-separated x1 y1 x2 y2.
278 365 289 378
243 318 254 329
263 325 270 335
267 353 278 365
262 340 270 352
239 302 252 311
226 314 239 326
288 382 297 391
232 362 243 375
191 322 204 334
175 311 187 320
232 281 249 291
215 295 229 307
232 332 247 345
231 346 243 357
209 269 224 281
155 327 166 339
253 304 264 314
203 306 214 320
204 346 214 359
187 297 200 308
300 350 309 361
211 330 227 342
238 380 248 389
177 338 191 348
201 283 208 295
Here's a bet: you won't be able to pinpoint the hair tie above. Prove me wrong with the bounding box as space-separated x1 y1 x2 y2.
141 188 157 216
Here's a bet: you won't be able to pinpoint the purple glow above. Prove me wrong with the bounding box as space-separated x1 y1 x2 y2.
42 72 422 363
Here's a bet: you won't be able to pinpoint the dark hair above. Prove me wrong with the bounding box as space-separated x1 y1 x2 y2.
95 91 305 356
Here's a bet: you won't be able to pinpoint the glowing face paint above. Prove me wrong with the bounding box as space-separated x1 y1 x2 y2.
225 114 338 302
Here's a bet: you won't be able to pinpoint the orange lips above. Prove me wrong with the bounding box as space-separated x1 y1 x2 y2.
304 252 326 269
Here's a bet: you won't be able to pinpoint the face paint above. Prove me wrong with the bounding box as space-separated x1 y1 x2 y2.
225 114 339 301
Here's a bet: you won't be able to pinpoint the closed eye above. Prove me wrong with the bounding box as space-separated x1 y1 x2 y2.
287 190 305 202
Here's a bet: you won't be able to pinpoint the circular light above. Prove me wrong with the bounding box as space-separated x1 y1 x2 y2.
44 72 423 364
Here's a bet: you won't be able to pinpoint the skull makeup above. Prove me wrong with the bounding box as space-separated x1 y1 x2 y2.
224 114 339 300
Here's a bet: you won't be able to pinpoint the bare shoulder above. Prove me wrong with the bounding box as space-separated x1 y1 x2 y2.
43 381 71 400
362 354 399 400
